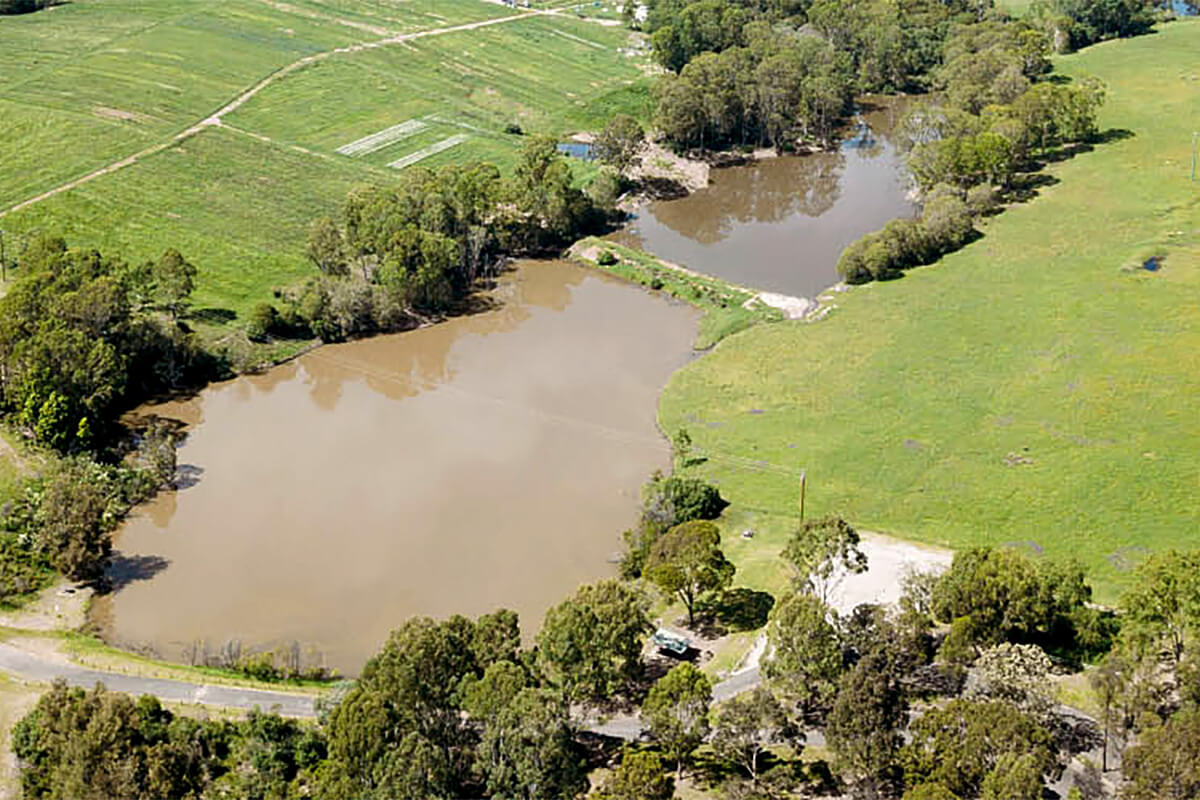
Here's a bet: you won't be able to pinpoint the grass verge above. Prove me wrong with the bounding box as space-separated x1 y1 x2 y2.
570 237 782 349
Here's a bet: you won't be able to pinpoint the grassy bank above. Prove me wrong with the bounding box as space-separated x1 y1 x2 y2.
659 21 1200 603
570 237 783 349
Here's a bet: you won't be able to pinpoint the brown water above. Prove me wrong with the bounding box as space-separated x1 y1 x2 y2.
621 101 915 299
95 262 698 674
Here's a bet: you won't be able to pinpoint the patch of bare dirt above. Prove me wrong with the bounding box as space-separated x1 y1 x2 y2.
0 582 91 633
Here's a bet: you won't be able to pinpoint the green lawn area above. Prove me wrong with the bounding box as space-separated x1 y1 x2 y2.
660 21 1200 604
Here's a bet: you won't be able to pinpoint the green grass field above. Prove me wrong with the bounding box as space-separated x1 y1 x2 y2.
660 21 1200 603
0 0 650 329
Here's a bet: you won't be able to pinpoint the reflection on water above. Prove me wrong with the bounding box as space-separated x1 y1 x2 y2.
620 99 916 299
95 262 698 674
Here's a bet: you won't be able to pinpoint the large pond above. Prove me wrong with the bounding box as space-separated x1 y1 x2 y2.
619 99 915 299
94 262 698 674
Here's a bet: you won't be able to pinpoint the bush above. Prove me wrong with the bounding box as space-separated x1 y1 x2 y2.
246 303 280 342
966 184 999 215
922 189 975 255
597 250 619 266
504 122 524 135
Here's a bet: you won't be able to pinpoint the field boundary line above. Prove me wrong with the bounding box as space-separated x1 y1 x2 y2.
0 10 539 220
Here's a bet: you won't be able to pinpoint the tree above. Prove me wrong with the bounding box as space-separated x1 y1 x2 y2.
1118 549 1200 666
978 752 1044 800
901 699 1055 798
320 615 480 797
537 580 650 703
1122 709 1200 800
472 608 522 669
594 749 674 800
782 514 867 604
152 249 197 319
712 686 800 782
642 663 712 777
307 217 348 276
827 648 907 798
964 643 1054 720
930 547 1094 654
33 459 117 582
594 115 645 173
646 520 735 627
763 592 843 719
477 688 587 800
138 420 177 488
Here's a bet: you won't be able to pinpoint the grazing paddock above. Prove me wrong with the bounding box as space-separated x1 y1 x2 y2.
224 14 652 168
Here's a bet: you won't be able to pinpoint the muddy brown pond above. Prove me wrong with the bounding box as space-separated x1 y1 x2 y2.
95 262 698 674
620 101 915 299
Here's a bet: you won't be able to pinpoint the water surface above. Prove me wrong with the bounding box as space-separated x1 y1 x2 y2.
621 101 915 299
95 262 698 674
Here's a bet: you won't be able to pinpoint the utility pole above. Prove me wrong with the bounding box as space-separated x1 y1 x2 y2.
798 469 807 521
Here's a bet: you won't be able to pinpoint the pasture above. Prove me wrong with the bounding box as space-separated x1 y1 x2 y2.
0 0 649 326
660 21 1200 602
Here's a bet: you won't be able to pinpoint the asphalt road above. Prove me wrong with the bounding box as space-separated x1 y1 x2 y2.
0 647 763 737
0 643 316 717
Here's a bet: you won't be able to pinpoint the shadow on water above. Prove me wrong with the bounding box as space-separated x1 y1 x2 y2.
174 463 204 490
103 553 170 593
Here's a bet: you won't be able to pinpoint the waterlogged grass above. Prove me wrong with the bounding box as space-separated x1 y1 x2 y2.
571 237 781 349
659 21 1200 603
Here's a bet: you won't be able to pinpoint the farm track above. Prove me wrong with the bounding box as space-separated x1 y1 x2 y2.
0 5 550 220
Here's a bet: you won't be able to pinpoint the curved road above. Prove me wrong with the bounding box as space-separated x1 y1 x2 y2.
0 643 316 717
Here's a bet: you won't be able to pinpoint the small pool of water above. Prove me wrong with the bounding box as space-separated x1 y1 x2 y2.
557 141 595 160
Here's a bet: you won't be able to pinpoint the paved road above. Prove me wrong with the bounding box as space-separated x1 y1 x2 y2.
0 643 316 717
0 639 761 736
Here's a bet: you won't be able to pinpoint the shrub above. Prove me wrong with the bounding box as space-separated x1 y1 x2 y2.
597 250 618 266
246 303 280 342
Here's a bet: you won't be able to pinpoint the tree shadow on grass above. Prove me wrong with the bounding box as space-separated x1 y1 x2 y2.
697 588 776 634
189 307 237 325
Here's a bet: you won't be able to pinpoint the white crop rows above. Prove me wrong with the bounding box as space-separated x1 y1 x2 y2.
388 134 469 169
336 119 428 157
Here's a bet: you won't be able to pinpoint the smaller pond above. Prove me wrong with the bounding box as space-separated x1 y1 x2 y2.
617 99 916 300
557 141 596 160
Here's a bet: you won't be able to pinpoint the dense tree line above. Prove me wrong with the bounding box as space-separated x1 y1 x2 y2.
254 138 608 344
